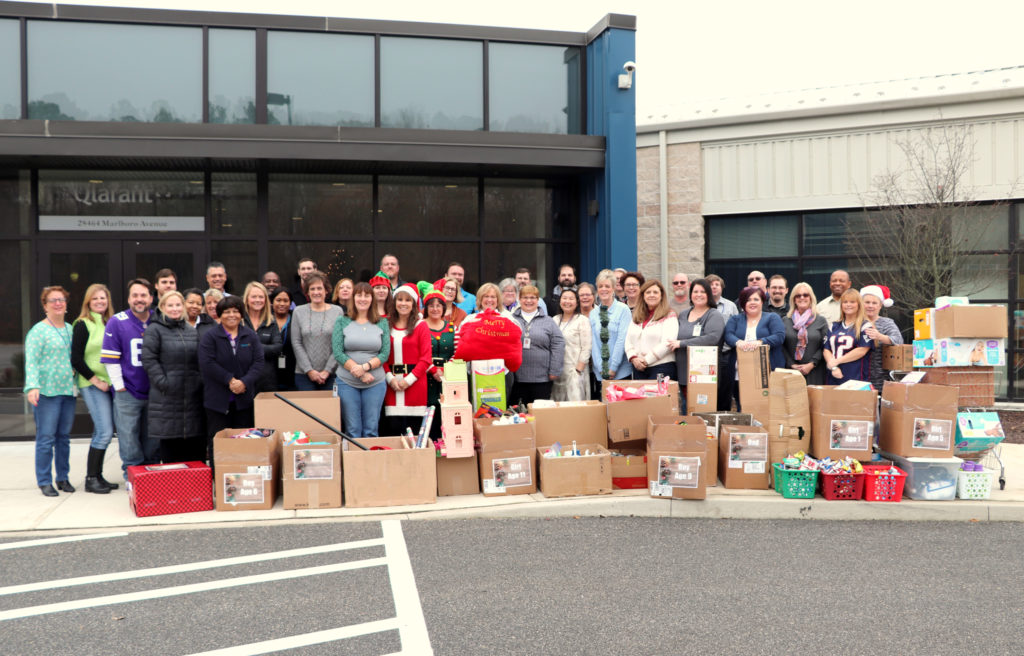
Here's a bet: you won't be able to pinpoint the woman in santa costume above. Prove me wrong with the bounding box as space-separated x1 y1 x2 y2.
383 284 433 436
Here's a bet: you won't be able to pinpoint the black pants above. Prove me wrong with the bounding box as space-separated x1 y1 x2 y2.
382 414 422 438
160 436 207 464
510 381 553 408
718 353 736 411
205 402 256 470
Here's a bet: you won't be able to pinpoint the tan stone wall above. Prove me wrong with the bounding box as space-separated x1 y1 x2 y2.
635 141 705 283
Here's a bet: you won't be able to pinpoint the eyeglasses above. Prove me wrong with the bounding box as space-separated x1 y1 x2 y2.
624 282 640 288
46 298 67 305
748 277 763 282
793 293 811 299
672 281 688 286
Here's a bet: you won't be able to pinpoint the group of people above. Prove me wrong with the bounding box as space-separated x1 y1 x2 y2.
24 255 902 498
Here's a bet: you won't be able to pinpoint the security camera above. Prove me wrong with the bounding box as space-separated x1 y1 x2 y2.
618 61 636 89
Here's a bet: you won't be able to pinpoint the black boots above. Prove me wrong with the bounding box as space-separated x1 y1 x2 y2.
56 480 76 493
85 447 115 494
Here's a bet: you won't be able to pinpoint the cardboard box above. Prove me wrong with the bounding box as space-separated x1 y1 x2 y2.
282 436 341 510
767 370 813 476
470 359 507 411
882 344 914 371
254 391 341 435
954 412 1005 454
127 461 212 517
686 345 718 414
537 445 612 497
933 305 1007 339
692 412 754 487
879 382 958 458
342 437 436 507
914 308 934 340
436 452 480 496
807 386 876 461
601 379 679 443
528 400 609 448
647 415 708 499
475 418 537 496
718 424 770 489
213 428 281 511
922 367 995 407
608 449 648 489
736 345 771 427
916 338 1005 368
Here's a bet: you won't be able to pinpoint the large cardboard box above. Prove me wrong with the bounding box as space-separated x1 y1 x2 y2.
933 305 1007 339
882 344 914 371
254 391 341 435
647 415 708 499
767 370 813 472
213 428 281 511
922 367 995 407
282 435 341 510
879 382 958 458
718 424 770 489
127 462 212 517
475 418 537 496
436 452 480 496
537 445 612 497
807 386 876 461
342 437 436 507
601 379 679 443
608 449 648 489
686 346 718 414
914 308 935 340
528 400 608 448
736 345 771 427
693 412 754 487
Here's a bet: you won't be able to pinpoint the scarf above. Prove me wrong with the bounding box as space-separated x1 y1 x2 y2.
792 309 813 361
599 304 611 379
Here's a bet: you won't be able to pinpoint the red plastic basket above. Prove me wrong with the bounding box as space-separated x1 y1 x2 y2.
820 471 865 501
862 465 907 502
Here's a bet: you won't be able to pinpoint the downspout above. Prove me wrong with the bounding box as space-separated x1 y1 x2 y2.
659 129 669 282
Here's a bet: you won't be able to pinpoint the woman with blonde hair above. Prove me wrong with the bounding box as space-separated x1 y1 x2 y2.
243 281 283 393
783 282 830 386
590 269 633 383
823 288 872 385
625 279 679 380
332 278 354 313
71 283 118 493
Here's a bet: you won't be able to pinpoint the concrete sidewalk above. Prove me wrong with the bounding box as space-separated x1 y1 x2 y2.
2 438 1022 533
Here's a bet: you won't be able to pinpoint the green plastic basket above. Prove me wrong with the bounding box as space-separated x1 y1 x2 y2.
772 464 819 499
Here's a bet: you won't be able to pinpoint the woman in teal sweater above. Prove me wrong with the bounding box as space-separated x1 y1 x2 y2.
332 282 390 438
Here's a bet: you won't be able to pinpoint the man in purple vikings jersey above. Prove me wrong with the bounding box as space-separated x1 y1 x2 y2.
102 279 158 472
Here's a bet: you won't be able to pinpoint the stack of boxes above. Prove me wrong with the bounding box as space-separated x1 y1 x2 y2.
437 363 480 496
912 303 1005 397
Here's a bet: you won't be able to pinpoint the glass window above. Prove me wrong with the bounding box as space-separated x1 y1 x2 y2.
0 170 31 235
267 31 373 127
484 179 575 240
268 174 373 237
209 29 255 124
703 261 800 307
0 19 18 119
268 241 377 292
0 240 31 437
804 210 892 257
952 204 1008 251
375 242 481 294
482 243 554 299
952 254 1008 300
380 37 482 130
489 43 581 134
27 21 201 122
211 173 257 236
378 176 477 239
38 171 204 230
209 241 258 296
708 215 798 260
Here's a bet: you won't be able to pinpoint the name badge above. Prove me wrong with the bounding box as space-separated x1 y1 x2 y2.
523 336 531 350
692 325 702 337
278 355 286 369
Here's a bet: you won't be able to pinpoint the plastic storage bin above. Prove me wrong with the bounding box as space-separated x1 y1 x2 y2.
772 464 818 499
880 451 962 501
820 472 865 500
862 465 907 502
956 468 995 500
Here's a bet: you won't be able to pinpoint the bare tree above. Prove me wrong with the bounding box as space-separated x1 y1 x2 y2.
845 123 1005 314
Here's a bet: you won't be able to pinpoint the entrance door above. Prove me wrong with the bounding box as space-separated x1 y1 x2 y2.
37 240 123 311
123 240 206 294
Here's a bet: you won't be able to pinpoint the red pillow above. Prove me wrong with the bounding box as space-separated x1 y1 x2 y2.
453 309 523 372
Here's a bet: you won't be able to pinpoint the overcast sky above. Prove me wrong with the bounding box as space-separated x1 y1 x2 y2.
22 0 1024 117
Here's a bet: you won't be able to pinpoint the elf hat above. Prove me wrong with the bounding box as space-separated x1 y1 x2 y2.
859 284 893 308
423 289 446 306
369 270 391 288
416 280 435 300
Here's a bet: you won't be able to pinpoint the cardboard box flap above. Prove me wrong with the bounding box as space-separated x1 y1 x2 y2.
473 417 536 451
807 385 876 417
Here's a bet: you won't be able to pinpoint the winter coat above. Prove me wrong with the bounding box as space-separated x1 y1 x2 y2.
244 316 283 393
198 324 265 414
141 313 205 441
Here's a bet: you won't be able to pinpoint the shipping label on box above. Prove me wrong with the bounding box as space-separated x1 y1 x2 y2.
911 418 953 451
879 383 958 458
483 455 534 494
687 346 718 414
223 472 265 505
719 425 771 489
649 455 703 498
828 419 872 451
736 345 771 427
933 305 1007 339
726 432 768 472
283 435 342 510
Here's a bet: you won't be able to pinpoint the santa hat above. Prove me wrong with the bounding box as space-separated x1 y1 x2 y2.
393 283 421 304
369 271 390 288
860 285 893 308
434 277 447 291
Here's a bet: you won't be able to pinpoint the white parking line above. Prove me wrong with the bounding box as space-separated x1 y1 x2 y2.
186 618 402 656
0 532 128 551
0 537 385 597
0 557 387 622
382 519 433 655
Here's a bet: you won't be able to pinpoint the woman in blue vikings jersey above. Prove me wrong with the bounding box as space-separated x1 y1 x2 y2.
823 289 872 385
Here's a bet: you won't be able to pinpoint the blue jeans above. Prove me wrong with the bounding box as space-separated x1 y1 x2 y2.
33 394 75 486
337 380 386 438
113 391 158 472
80 385 114 449
294 373 336 392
